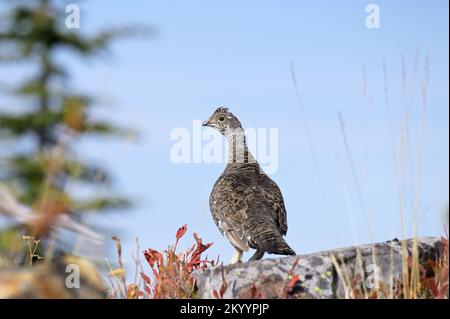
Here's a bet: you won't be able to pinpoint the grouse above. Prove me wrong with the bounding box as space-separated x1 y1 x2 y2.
202 107 296 263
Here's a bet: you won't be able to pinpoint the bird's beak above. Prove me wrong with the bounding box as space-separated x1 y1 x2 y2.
202 120 210 127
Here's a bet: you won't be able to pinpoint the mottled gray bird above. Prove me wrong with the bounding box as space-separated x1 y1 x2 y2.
202 107 295 263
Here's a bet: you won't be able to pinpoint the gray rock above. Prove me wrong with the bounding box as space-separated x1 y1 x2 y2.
193 237 445 299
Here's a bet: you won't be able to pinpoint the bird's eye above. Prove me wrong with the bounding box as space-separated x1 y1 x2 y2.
218 116 225 122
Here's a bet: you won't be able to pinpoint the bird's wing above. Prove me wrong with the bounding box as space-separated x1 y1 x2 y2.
258 174 288 235
210 174 252 252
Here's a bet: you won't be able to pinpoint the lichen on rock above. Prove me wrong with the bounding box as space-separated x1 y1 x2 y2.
193 237 445 299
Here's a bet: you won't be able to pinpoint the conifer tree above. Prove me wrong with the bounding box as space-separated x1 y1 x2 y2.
0 0 138 248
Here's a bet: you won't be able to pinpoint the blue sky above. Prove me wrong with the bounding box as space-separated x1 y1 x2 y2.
1 1 449 271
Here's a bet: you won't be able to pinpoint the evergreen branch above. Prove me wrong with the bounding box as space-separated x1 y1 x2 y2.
73 197 131 213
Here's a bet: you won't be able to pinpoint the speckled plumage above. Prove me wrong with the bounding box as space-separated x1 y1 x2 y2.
203 107 295 263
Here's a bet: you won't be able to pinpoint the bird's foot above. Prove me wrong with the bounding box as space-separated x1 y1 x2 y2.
248 249 265 261
230 248 243 264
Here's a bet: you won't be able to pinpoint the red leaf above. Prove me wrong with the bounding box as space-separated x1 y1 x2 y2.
176 224 188 240
192 233 213 256
219 265 228 297
423 278 439 296
140 272 151 285
144 249 163 268
289 274 300 288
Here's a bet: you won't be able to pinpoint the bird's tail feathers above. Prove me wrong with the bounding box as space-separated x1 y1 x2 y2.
251 229 296 256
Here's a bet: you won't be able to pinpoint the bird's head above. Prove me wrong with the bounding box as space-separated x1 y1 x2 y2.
202 107 243 135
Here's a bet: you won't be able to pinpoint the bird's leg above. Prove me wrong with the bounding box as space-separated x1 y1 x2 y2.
230 248 243 264
248 249 265 261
